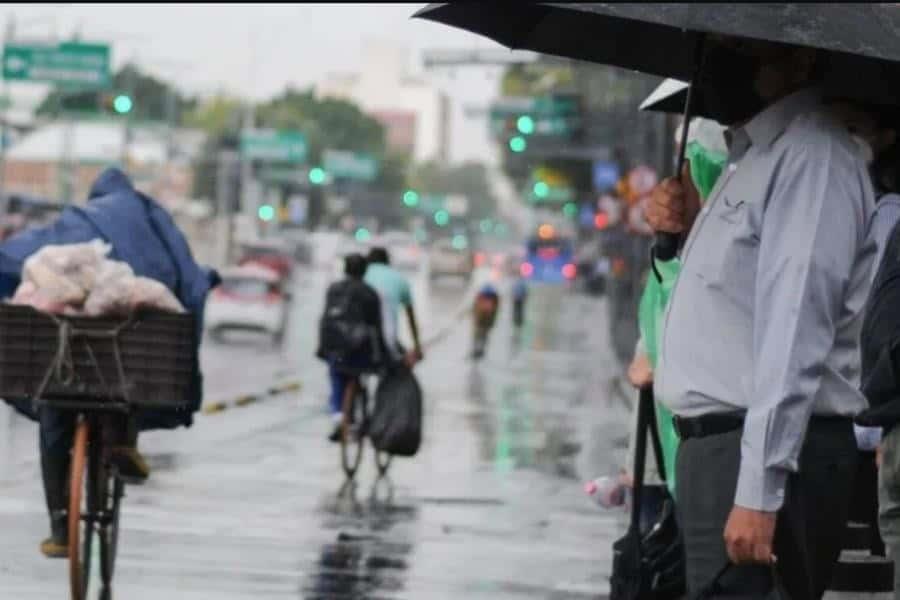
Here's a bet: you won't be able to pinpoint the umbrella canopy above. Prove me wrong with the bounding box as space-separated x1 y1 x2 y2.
639 78 689 114
415 3 900 78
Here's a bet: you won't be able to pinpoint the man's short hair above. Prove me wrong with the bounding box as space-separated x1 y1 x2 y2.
367 247 390 265
344 253 368 278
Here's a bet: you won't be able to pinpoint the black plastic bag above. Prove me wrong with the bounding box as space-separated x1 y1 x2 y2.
370 364 423 457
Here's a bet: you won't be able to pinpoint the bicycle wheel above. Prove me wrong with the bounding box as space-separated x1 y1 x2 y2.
68 419 95 600
99 471 124 596
340 379 367 479
374 448 392 477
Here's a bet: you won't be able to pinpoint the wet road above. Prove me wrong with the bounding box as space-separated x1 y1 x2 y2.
0 262 635 599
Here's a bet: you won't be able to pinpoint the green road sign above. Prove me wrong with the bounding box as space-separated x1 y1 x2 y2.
322 149 378 182
240 129 308 163
3 42 110 88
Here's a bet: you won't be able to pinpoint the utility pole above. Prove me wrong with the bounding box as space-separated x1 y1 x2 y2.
242 29 258 240
216 149 238 267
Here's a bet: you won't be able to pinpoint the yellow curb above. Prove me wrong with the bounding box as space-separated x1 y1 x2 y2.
234 395 258 407
270 381 302 395
202 402 227 415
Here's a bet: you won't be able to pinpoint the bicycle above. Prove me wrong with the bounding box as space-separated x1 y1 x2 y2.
64 405 127 600
339 372 392 480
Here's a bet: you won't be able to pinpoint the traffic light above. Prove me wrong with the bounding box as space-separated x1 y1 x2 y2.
517 115 535 135
403 189 420 207
355 227 371 242
257 204 275 222
563 202 578 218
113 94 133 115
533 181 549 199
479 219 493 234
308 167 326 185
434 210 450 227
509 136 527 153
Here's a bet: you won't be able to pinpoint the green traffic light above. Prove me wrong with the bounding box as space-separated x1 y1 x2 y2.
355 227 371 242
258 204 275 222
563 202 578 218
434 210 450 227
113 95 133 114
403 190 420 207
509 136 527 153
452 234 468 250
479 219 493 234
517 115 535 135
533 181 549 199
309 167 326 185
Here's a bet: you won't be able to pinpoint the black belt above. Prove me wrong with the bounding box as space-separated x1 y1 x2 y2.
673 412 745 441
673 411 853 441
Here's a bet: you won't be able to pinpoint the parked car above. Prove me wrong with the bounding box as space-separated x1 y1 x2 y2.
429 238 474 281
205 264 289 343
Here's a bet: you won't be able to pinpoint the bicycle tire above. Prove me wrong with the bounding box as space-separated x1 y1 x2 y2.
340 380 367 479
68 419 94 600
374 449 392 476
99 473 123 589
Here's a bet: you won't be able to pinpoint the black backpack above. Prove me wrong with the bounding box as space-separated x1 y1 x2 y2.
317 283 376 363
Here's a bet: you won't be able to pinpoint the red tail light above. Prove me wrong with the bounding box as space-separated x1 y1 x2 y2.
562 263 577 280
594 212 610 230
520 262 534 277
475 252 486 267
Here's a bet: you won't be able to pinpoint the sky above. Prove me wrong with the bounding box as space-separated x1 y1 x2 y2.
1 3 511 164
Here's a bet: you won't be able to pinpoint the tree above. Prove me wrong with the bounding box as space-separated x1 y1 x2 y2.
183 94 244 136
256 88 386 163
36 63 196 123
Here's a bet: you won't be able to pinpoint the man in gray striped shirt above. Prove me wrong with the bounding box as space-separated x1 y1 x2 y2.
646 37 876 599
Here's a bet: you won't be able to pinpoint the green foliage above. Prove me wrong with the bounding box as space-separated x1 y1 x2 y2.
407 161 497 219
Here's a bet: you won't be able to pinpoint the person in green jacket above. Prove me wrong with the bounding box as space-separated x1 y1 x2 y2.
627 118 728 498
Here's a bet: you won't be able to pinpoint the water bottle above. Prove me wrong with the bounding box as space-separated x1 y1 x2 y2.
584 474 630 509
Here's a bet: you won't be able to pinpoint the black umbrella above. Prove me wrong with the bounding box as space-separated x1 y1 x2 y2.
415 3 900 261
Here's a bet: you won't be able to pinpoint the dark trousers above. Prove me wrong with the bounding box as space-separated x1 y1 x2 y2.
39 407 137 525
677 417 858 599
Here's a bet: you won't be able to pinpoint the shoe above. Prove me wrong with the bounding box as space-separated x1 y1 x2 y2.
40 513 68 559
40 536 68 559
329 423 343 443
109 446 150 484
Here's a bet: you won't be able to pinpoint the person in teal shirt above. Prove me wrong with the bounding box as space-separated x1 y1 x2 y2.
628 118 728 498
365 247 424 367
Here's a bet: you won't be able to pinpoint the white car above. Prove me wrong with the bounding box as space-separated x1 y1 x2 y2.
429 238 474 281
205 265 289 343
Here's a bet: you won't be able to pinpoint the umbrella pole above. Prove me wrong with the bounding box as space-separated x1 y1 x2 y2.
651 33 706 274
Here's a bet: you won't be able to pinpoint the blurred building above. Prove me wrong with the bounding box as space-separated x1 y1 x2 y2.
315 41 450 163
1 121 206 209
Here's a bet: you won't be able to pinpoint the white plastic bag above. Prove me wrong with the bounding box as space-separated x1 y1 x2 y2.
20 240 111 306
129 277 185 314
83 261 136 317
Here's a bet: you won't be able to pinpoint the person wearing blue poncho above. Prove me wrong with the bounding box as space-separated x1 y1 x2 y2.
0 168 219 558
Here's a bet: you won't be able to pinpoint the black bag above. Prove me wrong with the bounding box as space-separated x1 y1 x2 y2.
693 562 789 600
610 387 686 600
317 285 374 362
369 364 423 456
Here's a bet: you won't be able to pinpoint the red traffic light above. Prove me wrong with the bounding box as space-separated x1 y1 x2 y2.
594 212 610 230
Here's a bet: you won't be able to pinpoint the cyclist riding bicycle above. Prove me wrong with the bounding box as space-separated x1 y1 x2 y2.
0 168 218 558
472 283 500 359
317 253 387 442
364 247 423 368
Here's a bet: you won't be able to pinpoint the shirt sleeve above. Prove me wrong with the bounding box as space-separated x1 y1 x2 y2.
735 144 871 512
872 198 900 266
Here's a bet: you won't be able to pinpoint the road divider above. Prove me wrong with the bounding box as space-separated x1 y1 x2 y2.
201 378 303 416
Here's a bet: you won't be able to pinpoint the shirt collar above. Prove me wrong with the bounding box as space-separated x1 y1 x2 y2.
727 87 822 151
